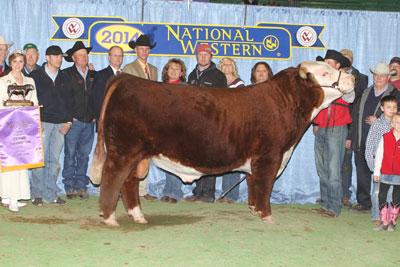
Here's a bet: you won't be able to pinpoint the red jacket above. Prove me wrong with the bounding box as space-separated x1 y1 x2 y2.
313 97 352 128
381 129 400 175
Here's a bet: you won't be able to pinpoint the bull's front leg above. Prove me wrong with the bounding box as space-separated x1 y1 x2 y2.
251 156 281 223
246 174 257 216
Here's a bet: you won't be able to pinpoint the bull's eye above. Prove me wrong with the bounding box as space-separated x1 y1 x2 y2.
322 72 329 77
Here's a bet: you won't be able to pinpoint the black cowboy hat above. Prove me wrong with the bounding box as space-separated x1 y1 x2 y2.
128 34 156 50
316 49 351 69
64 41 92 62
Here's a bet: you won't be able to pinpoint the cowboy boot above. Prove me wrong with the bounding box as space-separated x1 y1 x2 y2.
374 203 389 231
388 203 400 232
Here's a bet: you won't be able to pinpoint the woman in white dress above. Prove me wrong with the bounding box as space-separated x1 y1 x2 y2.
0 49 38 212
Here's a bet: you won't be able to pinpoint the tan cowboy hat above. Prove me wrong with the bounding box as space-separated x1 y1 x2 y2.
0 36 14 47
370 62 390 75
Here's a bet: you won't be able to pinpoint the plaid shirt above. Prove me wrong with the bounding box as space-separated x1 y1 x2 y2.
365 114 392 171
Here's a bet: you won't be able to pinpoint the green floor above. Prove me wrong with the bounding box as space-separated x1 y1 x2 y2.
0 198 399 266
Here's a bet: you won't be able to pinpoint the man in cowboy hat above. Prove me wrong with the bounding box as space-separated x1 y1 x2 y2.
0 36 13 77
62 41 96 200
349 62 397 213
123 34 158 81
313 49 355 217
122 34 159 200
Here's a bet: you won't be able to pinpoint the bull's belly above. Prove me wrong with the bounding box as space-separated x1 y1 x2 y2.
151 154 252 183
151 145 294 183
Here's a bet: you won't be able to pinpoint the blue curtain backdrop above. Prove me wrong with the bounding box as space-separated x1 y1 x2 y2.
1 0 399 203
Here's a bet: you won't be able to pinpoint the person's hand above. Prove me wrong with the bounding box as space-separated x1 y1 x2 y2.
313 125 319 135
345 139 352 149
59 123 72 135
373 175 380 182
88 63 95 71
365 115 377 125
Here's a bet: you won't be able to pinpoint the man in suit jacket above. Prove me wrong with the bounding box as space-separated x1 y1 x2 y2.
91 46 124 121
122 34 158 81
122 34 158 199
0 36 12 77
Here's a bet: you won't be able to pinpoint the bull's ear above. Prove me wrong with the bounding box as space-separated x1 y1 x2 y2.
299 66 308 79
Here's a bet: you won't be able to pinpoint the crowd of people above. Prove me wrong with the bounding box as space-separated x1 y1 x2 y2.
0 34 399 231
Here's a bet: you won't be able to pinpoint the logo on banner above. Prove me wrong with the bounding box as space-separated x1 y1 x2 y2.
296 26 317 47
264 35 279 51
51 15 325 59
257 22 325 48
62 18 85 39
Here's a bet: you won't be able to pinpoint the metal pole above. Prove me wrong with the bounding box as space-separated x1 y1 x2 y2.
218 175 247 200
141 0 145 22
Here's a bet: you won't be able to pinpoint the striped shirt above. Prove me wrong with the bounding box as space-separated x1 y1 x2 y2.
228 78 245 88
365 114 392 171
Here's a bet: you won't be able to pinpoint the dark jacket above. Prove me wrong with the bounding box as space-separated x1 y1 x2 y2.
347 67 368 139
0 62 10 77
349 84 396 150
22 63 41 77
188 62 227 88
90 66 115 121
63 65 95 122
30 65 73 123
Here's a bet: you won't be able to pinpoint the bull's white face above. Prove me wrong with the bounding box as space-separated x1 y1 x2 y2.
300 61 355 120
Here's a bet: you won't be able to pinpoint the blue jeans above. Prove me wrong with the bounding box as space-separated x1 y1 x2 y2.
371 180 380 220
221 172 241 201
162 172 184 199
341 148 353 200
62 120 94 192
31 122 65 202
314 126 347 215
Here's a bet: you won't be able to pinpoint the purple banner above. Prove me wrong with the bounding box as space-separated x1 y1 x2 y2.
0 106 44 172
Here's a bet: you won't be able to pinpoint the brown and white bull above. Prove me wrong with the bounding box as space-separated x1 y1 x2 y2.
90 61 354 226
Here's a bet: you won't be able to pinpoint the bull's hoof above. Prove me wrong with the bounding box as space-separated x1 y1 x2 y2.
103 212 119 227
261 215 274 224
128 206 148 224
133 216 148 224
248 205 257 216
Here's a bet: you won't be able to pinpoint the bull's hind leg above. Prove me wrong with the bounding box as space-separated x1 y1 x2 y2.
99 155 135 227
251 156 282 223
121 159 149 224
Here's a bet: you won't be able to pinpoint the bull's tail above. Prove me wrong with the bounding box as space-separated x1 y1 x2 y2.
89 76 124 185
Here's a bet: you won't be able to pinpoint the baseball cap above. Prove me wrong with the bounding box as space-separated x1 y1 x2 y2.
389 57 400 65
45 45 66 56
23 43 38 51
196 43 212 54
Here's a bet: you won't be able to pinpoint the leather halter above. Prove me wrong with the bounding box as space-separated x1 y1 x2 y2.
320 71 346 93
